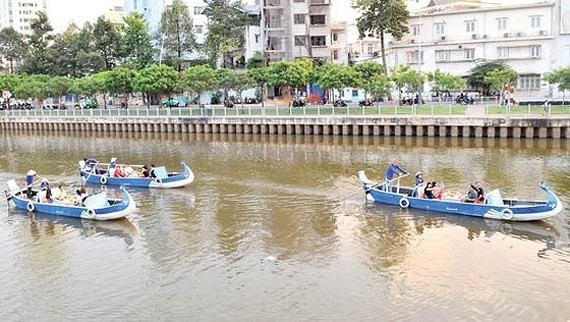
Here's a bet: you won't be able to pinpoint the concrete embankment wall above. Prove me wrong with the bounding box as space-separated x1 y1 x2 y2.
1 116 569 139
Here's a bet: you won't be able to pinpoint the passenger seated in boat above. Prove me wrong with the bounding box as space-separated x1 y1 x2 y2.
424 182 437 199
140 165 150 178
149 164 157 178
461 184 478 203
124 165 134 177
38 178 53 203
413 172 426 197
75 188 88 206
474 181 485 203
114 165 126 178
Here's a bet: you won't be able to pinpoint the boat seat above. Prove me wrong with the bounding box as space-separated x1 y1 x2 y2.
153 166 168 179
484 189 505 207
7 179 21 195
83 191 111 209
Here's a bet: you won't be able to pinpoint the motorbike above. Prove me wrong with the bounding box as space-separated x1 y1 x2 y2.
292 97 306 107
333 99 347 107
359 99 373 107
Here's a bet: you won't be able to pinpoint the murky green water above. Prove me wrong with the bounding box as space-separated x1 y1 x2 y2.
0 132 569 321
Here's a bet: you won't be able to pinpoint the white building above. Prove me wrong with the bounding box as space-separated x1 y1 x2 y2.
344 0 570 100
0 0 47 33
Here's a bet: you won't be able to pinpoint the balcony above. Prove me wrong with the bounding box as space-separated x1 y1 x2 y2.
264 0 282 7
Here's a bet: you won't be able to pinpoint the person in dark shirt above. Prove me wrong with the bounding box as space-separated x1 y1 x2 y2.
474 181 485 203
462 184 478 203
424 182 437 199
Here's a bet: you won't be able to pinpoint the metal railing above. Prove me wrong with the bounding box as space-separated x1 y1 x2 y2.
2 104 570 118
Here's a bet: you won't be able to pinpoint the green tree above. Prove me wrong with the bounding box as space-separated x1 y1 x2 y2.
14 74 50 104
266 59 313 102
122 12 155 70
312 62 360 102
228 70 254 106
427 70 465 97
484 67 518 105
48 76 73 108
390 65 425 104
246 51 264 69
46 24 105 77
354 61 384 98
133 64 180 108
352 0 409 75
20 11 54 75
0 73 21 92
466 60 512 95
93 16 123 70
203 0 247 68
247 67 269 107
157 0 196 72
368 73 391 102
0 27 26 73
182 64 218 105
105 67 136 106
545 67 570 102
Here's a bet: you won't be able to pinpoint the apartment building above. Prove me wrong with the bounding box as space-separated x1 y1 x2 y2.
263 0 332 64
344 0 570 99
0 0 47 33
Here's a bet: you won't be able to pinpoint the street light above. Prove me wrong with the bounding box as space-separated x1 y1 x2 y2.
159 34 166 65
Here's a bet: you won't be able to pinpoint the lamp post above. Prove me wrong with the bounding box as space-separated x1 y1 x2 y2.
159 34 166 65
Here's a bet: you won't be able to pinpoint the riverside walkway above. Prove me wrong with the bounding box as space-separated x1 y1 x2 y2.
1 104 569 139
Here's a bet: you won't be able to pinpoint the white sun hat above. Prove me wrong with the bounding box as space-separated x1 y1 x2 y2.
110 157 117 162
415 171 424 177
27 170 37 176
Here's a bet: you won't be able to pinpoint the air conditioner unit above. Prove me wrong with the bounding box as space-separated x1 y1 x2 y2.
482 34 488 39
516 31 524 37
538 30 547 36
503 32 512 38
472 34 478 39
441 36 447 41
410 39 415 44
458 45 463 49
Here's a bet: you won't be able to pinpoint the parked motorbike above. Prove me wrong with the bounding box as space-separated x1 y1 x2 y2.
292 97 306 107
359 99 373 107
224 99 235 108
333 99 347 107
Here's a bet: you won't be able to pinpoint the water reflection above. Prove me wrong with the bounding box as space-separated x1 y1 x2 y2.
6 208 139 246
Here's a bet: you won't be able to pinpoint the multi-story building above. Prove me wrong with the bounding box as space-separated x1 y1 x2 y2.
103 6 126 27
330 21 349 65
0 0 47 33
344 0 570 100
263 0 332 64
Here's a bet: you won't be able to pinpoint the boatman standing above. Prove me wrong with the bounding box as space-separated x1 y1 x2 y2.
384 159 408 191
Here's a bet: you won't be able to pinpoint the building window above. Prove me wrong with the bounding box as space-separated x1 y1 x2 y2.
255 34 259 43
194 24 203 34
310 15 326 26
530 45 541 57
497 47 509 58
464 49 475 60
435 50 450 62
367 44 373 54
465 20 476 33
518 74 541 90
193 6 204 15
332 32 338 42
411 24 421 36
294 35 307 46
294 14 305 24
310 35 326 46
406 50 423 64
293 0 305 2
497 18 508 30
434 23 445 35
530 15 542 28
352 89 358 96
332 50 338 60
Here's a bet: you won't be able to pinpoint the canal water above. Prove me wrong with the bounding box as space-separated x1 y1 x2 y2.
0 132 568 321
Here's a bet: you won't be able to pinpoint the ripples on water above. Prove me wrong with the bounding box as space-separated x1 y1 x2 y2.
0 132 569 320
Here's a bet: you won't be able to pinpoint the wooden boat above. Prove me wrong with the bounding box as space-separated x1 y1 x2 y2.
5 180 135 221
79 160 195 189
358 170 563 221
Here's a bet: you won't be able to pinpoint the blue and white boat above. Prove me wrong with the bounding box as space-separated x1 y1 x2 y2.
79 160 195 189
5 180 135 221
358 170 563 222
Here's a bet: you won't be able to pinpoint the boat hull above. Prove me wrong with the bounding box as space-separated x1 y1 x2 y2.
358 171 563 222
7 186 135 221
80 161 194 189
